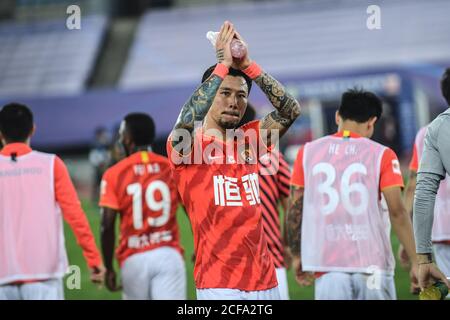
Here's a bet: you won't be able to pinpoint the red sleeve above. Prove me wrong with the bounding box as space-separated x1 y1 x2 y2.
166 134 177 166
277 153 291 197
166 132 194 166
98 168 119 210
380 148 405 191
290 146 305 187
408 144 419 172
54 156 102 268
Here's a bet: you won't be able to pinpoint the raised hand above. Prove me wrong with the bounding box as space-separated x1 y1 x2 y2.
215 21 235 68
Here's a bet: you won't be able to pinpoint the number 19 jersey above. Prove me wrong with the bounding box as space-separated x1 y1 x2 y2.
99 151 182 266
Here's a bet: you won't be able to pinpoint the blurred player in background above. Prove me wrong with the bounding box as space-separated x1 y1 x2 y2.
238 104 292 300
412 68 450 291
287 89 418 299
398 122 450 294
108 123 127 167
167 21 300 300
100 113 185 300
0 103 104 300
88 127 111 202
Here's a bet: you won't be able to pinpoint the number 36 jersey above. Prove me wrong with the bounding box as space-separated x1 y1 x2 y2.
291 131 404 274
99 151 182 266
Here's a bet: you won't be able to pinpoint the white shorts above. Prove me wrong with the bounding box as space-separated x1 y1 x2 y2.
0 278 64 300
275 267 290 300
315 272 396 300
434 243 450 277
196 286 280 300
121 247 186 300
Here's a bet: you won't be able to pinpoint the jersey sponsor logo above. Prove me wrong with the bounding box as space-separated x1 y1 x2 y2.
127 230 173 249
325 223 369 241
213 173 260 207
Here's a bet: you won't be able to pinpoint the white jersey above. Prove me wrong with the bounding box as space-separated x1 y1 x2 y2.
302 135 395 275
415 126 450 241
0 151 68 285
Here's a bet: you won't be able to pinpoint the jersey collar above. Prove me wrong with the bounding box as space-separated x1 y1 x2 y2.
333 130 362 138
0 143 32 156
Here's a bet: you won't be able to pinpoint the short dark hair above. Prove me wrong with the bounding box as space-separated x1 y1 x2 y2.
202 64 252 94
124 113 155 146
0 103 34 142
338 88 382 123
441 68 450 106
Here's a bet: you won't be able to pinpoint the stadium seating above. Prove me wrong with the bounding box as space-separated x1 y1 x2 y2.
120 0 450 90
0 15 107 97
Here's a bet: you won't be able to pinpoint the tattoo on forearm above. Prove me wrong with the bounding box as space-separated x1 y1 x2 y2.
216 49 225 63
267 110 293 127
287 186 304 256
255 72 301 129
172 75 223 146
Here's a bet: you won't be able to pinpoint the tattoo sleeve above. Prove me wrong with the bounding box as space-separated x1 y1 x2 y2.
287 185 304 257
255 71 301 135
171 74 223 148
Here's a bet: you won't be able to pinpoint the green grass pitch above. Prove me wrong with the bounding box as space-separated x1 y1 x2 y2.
62 200 418 300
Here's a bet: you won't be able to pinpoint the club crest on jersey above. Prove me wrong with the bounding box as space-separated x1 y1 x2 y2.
240 148 255 164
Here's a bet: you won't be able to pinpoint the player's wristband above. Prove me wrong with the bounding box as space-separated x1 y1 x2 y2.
212 63 229 79
242 61 262 79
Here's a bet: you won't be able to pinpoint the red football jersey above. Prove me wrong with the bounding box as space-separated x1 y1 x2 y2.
99 151 182 266
167 120 278 291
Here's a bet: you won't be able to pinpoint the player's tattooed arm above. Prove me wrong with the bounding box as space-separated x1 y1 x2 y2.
170 75 223 149
170 21 234 150
256 72 301 137
287 185 304 257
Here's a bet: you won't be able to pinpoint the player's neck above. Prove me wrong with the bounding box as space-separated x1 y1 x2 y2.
4 139 31 146
203 119 228 142
337 122 367 137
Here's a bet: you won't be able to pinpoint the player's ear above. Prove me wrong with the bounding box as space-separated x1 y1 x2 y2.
31 124 36 137
335 111 340 126
368 116 377 129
